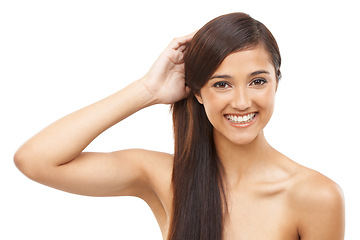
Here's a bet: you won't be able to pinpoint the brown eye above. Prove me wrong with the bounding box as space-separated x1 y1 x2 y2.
250 78 267 86
213 81 230 89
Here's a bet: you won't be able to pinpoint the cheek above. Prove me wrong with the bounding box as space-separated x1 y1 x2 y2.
203 99 221 118
202 93 228 121
257 89 276 115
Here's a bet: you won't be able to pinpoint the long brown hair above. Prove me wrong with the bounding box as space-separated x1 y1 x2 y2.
169 12 281 240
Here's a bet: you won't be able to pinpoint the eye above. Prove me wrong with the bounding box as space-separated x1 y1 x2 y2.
250 78 267 86
213 81 230 89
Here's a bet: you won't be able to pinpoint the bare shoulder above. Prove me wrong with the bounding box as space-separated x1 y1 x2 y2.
288 165 344 208
286 163 345 239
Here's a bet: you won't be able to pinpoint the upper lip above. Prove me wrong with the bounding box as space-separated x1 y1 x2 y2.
224 112 257 117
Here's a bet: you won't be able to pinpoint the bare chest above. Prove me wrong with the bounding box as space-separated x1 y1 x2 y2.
154 188 299 240
222 188 299 240
150 163 300 240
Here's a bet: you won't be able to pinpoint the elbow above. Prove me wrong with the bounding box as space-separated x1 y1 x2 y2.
14 147 26 173
14 146 42 181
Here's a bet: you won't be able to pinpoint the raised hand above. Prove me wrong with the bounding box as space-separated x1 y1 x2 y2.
140 32 196 104
14 30 196 199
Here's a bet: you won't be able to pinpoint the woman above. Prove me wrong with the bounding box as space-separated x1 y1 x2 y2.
14 12 345 240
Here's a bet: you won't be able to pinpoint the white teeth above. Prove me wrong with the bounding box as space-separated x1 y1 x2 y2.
226 113 256 124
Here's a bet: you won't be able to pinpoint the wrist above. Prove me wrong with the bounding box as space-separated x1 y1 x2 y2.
136 77 160 106
133 78 159 106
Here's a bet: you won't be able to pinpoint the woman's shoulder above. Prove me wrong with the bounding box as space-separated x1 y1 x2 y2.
287 163 343 206
285 160 345 237
272 151 342 203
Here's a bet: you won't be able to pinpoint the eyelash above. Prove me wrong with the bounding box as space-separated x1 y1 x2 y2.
213 81 230 89
250 78 267 86
212 78 267 89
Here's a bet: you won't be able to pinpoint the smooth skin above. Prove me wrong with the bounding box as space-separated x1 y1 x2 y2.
14 32 345 240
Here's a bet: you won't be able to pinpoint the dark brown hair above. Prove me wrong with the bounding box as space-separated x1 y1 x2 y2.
169 12 281 240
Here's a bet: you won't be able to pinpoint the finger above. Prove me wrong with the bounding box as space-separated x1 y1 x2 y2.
169 38 187 50
179 31 196 43
177 44 187 53
178 30 198 46
169 30 198 50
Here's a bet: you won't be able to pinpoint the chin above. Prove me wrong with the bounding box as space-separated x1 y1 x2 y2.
229 135 258 146
213 122 265 147
217 130 260 146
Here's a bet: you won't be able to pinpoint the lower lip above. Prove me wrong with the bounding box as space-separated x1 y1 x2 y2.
224 113 258 128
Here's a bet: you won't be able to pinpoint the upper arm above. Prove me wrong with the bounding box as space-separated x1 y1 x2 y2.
292 172 345 240
18 149 172 198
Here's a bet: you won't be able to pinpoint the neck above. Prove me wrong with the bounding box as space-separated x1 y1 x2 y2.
214 130 275 186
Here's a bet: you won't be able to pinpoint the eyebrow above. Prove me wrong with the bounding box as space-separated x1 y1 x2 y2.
210 70 270 80
210 74 232 80
249 70 270 77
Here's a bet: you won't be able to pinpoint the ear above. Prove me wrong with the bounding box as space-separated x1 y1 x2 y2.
195 92 203 104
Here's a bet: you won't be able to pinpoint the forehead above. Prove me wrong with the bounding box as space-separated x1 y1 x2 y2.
213 45 275 76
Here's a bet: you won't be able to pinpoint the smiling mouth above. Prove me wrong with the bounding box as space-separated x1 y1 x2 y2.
225 112 257 124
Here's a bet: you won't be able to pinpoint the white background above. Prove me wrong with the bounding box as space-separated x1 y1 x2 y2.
1 0 359 239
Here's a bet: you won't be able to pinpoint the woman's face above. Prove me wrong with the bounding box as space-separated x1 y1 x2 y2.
196 45 278 146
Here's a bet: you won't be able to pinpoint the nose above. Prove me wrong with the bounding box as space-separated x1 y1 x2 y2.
231 87 251 111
